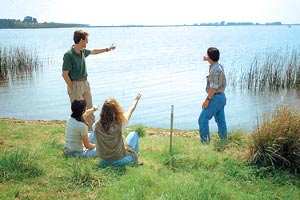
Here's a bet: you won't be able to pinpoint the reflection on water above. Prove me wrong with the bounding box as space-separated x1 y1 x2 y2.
0 47 42 85
0 26 300 131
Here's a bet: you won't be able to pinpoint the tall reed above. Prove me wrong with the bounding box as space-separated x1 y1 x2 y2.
0 46 41 81
229 49 300 92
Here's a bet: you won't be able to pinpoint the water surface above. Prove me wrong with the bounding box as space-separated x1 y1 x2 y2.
0 26 300 131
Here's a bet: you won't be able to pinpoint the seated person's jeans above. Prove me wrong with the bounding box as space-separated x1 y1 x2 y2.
99 131 139 167
64 131 97 158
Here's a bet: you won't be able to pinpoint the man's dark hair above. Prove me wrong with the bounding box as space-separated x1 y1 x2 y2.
73 30 88 44
71 100 86 122
207 47 220 62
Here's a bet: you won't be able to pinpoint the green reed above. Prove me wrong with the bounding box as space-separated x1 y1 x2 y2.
229 49 300 92
0 47 41 81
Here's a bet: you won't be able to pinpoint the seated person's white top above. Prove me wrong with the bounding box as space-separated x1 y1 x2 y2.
64 117 89 152
64 107 96 153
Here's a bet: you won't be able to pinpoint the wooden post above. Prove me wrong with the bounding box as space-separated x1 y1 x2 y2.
169 105 174 154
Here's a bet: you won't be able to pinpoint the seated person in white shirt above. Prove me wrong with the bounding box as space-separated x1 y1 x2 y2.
64 100 97 157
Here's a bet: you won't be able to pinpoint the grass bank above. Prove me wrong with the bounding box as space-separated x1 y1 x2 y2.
0 118 299 200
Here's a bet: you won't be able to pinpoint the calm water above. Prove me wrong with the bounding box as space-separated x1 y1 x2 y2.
0 26 300 131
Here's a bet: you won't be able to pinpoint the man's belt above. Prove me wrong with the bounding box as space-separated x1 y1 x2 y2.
72 77 87 81
215 92 224 95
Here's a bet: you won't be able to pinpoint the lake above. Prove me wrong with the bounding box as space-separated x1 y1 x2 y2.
0 26 300 131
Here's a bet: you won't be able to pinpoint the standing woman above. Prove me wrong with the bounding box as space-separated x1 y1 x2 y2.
64 100 97 157
95 94 142 167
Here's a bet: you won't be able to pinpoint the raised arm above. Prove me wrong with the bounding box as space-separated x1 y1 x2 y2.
124 93 142 121
82 107 98 122
91 45 116 55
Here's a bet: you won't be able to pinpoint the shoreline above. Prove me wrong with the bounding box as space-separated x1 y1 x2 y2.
0 24 299 30
0 117 201 137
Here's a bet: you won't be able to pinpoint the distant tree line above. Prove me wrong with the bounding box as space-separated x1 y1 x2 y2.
0 17 295 29
194 21 283 26
0 16 89 29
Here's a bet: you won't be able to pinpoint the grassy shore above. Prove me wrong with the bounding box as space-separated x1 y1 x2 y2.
0 118 299 200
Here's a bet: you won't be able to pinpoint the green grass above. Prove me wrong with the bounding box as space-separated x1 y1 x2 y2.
0 119 299 200
125 124 147 137
0 150 43 182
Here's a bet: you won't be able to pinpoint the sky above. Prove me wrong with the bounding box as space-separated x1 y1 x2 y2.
1 0 300 25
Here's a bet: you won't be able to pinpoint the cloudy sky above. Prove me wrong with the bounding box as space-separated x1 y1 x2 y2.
1 0 300 25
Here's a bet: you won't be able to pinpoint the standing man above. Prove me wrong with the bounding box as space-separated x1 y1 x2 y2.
198 47 227 143
62 30 115 129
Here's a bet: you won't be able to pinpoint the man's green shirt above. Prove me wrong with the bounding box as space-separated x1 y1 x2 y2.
62 47 91 80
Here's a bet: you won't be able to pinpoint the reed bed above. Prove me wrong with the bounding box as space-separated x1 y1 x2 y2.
229 49 300 92
0 47 41 81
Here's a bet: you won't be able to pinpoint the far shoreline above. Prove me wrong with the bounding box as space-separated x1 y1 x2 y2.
0 24 299 30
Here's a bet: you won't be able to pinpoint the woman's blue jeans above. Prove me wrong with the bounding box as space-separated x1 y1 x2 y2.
198 93 227 143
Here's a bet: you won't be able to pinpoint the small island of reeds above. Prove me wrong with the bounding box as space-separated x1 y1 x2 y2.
0 47 41 82
228 48 300 92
